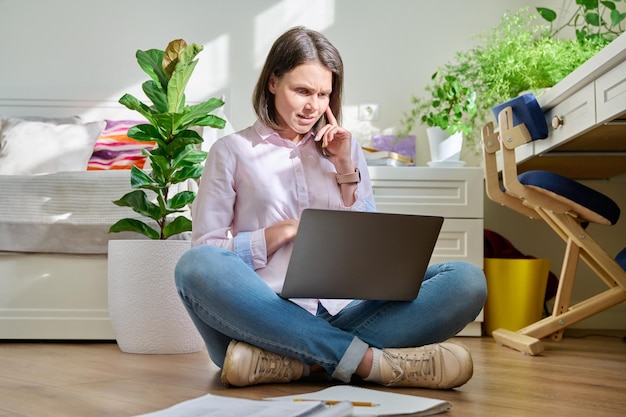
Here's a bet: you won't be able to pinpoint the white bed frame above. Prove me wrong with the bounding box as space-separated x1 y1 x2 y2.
0 98 232 340
0 100 124 339
0 253 114 339
0 99 233 340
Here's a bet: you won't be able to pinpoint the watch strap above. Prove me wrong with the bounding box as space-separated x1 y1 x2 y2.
336 168 361 184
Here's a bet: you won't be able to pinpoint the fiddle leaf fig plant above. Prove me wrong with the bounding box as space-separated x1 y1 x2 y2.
109 39 226 240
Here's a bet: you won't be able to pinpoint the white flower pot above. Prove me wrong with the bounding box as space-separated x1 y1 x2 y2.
426 127 463 162
107 239 204 354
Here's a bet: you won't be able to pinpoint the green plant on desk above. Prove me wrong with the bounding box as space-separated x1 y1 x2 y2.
398 6 619 156
398 71 477 140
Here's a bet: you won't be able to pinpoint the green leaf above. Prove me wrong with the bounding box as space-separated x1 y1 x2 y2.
602 1 617 11
163 216 192 239
536 7 557 22
579 0 599 10
172 165 203 183
180 43 203 64
148 153 169 180
165 43 203 114
128 124 162 142
119 94 155 122
153 113 186 137
585 12 601 26
173 129 204 146
193 114 227 129
172 144 207 169
112 189 163 220
143 80 168 113
167 190 196 210
165 134 203 156
181 98 226 127
109 218 160 240
136 49 168 91
129 166 159 191
610 9 626 27
167 60 198 113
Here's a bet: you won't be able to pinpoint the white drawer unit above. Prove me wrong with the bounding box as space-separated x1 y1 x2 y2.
595 58 626 124
368 166 485 336
537 82 596 154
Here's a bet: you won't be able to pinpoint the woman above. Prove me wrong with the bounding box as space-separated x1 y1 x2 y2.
175 26 487 389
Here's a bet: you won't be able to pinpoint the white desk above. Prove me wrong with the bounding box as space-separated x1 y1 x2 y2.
515 32 626 179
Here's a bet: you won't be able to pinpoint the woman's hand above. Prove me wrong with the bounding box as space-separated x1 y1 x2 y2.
264 219 299 256
315 107 358 206
316 107 354 173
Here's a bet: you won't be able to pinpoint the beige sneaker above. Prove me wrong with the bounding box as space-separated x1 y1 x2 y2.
220 340 305 387
379 342 473 389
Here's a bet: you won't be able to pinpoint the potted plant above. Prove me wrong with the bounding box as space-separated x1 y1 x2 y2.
107 39 226 354
398 71 477 164
399 3 622 160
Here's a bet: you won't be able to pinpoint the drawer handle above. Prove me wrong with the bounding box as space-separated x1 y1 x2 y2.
552 115 564 129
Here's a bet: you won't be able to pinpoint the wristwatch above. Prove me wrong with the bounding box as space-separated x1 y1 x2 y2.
335 168 361 184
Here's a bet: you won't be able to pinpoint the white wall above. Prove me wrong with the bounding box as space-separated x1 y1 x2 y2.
2 0 625 329
1 0 547 165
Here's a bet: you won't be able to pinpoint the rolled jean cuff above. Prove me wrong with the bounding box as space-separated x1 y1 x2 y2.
331 336 369 382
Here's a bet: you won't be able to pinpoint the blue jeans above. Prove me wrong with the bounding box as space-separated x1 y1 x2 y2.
175 245 487 382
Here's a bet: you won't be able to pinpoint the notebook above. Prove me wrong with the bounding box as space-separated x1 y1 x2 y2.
280 208 443 300
267 385 452 416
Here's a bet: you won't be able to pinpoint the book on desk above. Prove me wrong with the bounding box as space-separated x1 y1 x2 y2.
362 147 415 166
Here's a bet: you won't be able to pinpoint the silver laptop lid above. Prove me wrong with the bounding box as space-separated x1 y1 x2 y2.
280 209 443 300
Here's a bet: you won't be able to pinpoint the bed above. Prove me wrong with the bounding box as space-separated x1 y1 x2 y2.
0 101 231 339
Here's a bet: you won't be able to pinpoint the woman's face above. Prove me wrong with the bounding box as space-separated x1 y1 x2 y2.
268 62 332 142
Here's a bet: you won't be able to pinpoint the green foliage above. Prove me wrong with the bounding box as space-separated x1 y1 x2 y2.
109 39 226 240
399 72 477 137
450 8 610 151
537 0 626 43
398 4 621 155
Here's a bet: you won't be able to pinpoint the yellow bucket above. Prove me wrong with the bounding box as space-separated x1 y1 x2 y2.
483 258 550 336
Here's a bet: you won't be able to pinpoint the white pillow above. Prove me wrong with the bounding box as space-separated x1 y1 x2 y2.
0 118 105 175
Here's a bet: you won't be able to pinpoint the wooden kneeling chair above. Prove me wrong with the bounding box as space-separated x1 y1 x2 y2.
481 105 626 355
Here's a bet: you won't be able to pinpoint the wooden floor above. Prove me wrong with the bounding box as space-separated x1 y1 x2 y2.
1 330 625 417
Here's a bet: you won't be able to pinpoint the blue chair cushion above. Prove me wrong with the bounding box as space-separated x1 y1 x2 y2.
492 93 549 140
518 170 621 225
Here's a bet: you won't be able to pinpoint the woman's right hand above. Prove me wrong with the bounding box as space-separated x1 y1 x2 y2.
264 219 299 256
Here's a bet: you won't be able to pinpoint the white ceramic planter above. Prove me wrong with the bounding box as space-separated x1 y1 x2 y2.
108 239 204 354
426 127 463 162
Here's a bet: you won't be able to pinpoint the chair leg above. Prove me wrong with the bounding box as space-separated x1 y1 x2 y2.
492 211 626 355
493 287 626 355
550 239 579 342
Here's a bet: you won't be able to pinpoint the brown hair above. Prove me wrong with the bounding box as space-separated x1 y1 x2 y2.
252 26 344 133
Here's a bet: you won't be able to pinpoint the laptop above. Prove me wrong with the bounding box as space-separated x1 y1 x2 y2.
280 208 443 301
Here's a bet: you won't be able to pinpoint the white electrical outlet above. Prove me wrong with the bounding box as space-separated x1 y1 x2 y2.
358 103 379 121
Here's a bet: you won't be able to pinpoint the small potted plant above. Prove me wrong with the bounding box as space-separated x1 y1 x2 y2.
107 39 226 354
398 71 477 164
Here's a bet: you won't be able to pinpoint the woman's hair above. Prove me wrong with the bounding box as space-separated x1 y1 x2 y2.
253 26 344 133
